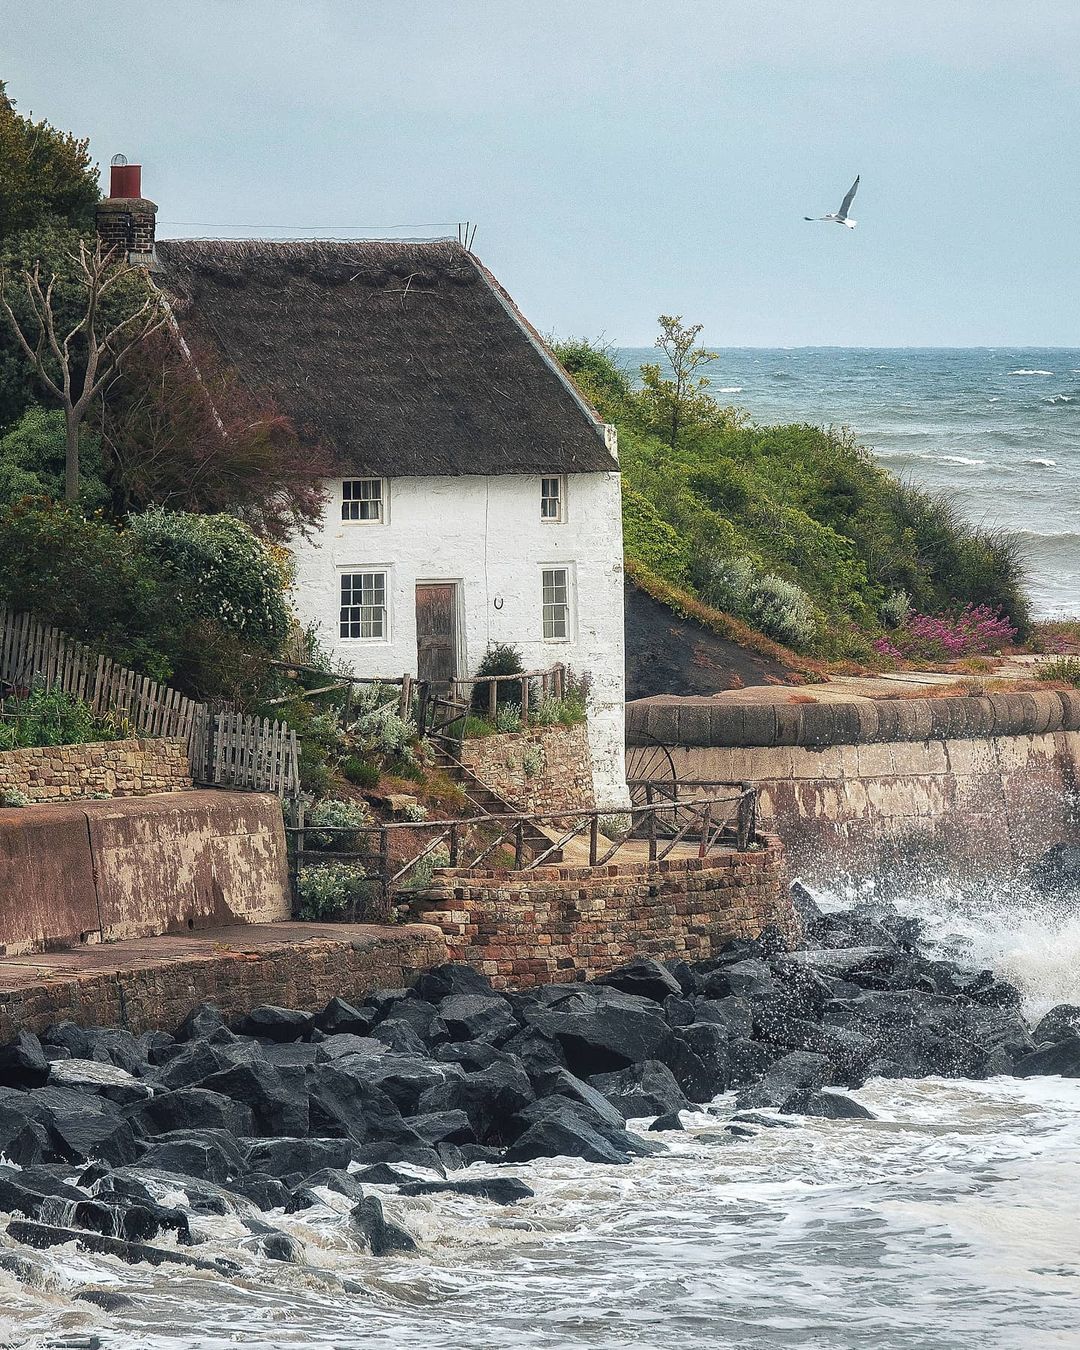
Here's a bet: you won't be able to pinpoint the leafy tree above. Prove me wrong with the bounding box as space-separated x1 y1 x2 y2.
0 405 107 508
98 331 330 540
0 81 99 236
633 314 746 448
551 337 631 420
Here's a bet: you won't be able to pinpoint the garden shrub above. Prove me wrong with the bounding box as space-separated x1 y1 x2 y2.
306 797 372 851
296 861 373 921
342 755 380 788
0 684 114 750
1038 657 1080 688
470 643 526 714
874 605 1018 663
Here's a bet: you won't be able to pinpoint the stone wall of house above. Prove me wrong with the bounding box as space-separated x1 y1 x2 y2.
0 737 191 804
0 924 448 1040
458 723 595 815
408 836 794 988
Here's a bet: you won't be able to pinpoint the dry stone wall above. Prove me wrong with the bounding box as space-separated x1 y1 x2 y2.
458 723 595 814
0 737 191 803
408 837 794 988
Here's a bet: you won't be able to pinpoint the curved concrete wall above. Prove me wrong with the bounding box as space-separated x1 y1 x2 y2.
627 692 1080 880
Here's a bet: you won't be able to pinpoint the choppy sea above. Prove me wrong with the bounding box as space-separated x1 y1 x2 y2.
3 875 1080 1350
616 348 1080 619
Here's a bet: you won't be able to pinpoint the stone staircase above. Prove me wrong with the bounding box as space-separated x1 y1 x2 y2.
430 744 563 864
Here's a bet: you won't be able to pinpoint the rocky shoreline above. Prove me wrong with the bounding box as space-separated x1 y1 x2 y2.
0 888 1077 1278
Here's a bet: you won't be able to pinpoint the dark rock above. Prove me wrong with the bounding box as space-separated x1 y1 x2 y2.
649 1111 684 1132
789 880 824 927
736 1051 833 1110
1032 1005 1080 1045
397 1177 533 1203
353 1141 446 1171
500 1026 566 1079
138 1031 176 1066
77 1028 148 1077
1014 1036 1080 1078
303 1167 367 1203
435 1142 467 1170
231 1173 292 1211
0 1110 54 1167
416 1061 534 1144
524 989 671 1074
50 1059 150 1106
315 996 376 1037
350 1195 417 1254
307 1063 414 1142
730 1111 799 1129
783 1090 877 1120
665 1023 730 1102
692 997 754 1039
40 1022 92 1059
355 1162 418 1185
1028 842 1080 894
593 958 682 1004
404 1110 475 1145
663 959 697 995
138 1129 248 1184
662 996 697 1028
430 994 519 1044
457 1144 505 1165
260 1043 321 1068
333 1052 465 1117
511 1096 665 1160
155 1039 263 1092
251 1229 307 1263
505 1105 632 1166
315 1033 386 1063
0 1031 50 1089
375 998 441 1039
283 1186 324 1213
727 1039 786 1087
590 1060 692 1118
126 1087 256 1138
432 1042 521 1073
725 1123 757 1138
197 1061 309 1137
698 959 776 1000
52 1112 141 1167
412 963 494 1002
174 1003 227 1042
232 1005 314 1043
7 1217 238 1271
530 1067 628 1129
76 1289 135 1311
369 1021 433 1056
241 1137 354 1178
756 1018 875 1086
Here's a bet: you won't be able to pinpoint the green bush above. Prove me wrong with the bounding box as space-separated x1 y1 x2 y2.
701 556 818 650
470 643 525 715
306 797 372 851
0 684 113 750
342 755 380 788
1038 657 1080 688
296 861 373 921
0 408 107 511
0 789 29 807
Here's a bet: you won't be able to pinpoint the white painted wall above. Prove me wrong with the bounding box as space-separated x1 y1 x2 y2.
290 471 628 807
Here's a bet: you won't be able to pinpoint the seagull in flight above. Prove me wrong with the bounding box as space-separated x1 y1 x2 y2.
805 175 860 228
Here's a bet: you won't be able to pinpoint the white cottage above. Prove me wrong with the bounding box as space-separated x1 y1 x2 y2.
153 237 628 806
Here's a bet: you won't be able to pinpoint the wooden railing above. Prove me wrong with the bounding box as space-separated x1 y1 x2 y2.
286 786 758 914
0 603 300 799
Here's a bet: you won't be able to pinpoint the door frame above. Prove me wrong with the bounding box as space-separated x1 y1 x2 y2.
414 578 464 685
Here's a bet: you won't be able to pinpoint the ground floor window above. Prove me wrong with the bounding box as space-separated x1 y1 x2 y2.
340 571 387 639
542 566 570 640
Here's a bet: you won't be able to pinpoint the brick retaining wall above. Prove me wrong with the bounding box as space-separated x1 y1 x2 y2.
458 722 595 814
0 736 191 803
408 836 794 988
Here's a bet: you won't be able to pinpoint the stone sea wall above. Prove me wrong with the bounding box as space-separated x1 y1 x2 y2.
0 736 191 803
458 722 595 815
408 839 795 988
628 690 1080 878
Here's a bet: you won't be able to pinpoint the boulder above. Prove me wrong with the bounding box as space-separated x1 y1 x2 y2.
589 1060 692 1119
232 1006 315 1044
783 1090 877 1120
648 1111 684 1132
350 1195 417 1255
736 1051 833 1110
397 1177 533 1203
155 1038 263 1092
315 997 376 1038
331 1052 464 1117
49 1059 150 1106
698 959 776 1000
0 1109 54 1167
505 1103 633 1166
403 1110 475 1146
523 990 671 1074
375 998 442 1039
369 1021 432 1056
665 1023 730 1103
0 1032 50 1089
592 958 682 1004
727 1039 786 1087
174 1003 227 1042
1032 1005 1080 1045
1014 1036 1080 1078
315 1034 386 1063
138 1129 249 1184
499 1027 566 1079
197 1061 309 1137
307 1064 423 1144
412 964 494 1002
430 994 519 1044
691 997 754 1039
231 1173 292 1211
511 1096 665 1160
352 1141 445 1170
76 1028 148 1077
1027 842 1080 893
126 1087 255 1138
416 1061 535 1144
241 1137 354 1179
789 880 824 928
303 1167 367 1204
530 1067 628 1129
51 1113 141 1168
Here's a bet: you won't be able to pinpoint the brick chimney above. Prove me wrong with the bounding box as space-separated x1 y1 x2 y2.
95 156 157 266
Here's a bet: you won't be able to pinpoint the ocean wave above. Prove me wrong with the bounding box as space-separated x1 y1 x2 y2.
716 386 743 394
1026 457 1058 467
1009 369 1054 376
938 455 986 466
1049 394 1075 405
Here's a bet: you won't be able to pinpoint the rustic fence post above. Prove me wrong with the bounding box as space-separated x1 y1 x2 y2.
379 827 391 920
514 820 525 869
646 783 657 862
520 676 529 728
449 821 460 868
488 678 497 721
589 813 599 867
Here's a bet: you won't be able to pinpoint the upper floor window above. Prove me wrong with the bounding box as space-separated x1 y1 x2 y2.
541 476 564 522
542 567 570 640
340 571 387 640
342 478 385 523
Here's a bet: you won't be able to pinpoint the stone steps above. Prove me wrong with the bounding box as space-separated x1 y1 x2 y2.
430 744 563 863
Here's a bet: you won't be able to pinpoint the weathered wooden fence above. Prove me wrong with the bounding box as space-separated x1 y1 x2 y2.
0 603 300 798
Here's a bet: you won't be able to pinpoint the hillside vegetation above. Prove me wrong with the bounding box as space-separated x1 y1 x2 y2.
555 324 1029 661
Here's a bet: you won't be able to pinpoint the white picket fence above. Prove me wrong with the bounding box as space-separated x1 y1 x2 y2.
0 603 300 798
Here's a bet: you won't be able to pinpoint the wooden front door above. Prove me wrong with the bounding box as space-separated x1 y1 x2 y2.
415 584 458 689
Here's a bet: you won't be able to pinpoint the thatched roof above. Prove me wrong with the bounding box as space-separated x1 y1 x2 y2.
153 239 615 477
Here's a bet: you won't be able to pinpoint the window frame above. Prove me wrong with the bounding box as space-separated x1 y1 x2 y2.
341 477 387 524
540 474 565 523
541 565 572 643
339 568 390 642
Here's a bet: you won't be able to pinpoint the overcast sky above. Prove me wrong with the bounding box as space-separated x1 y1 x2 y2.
4 0 1079 346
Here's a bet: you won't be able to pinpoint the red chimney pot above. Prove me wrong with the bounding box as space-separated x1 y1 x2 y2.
109 162 142 199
